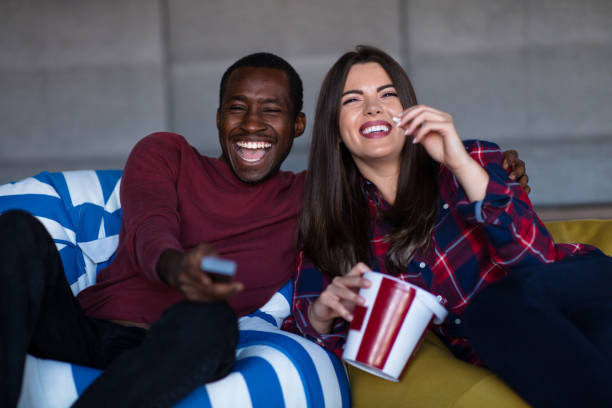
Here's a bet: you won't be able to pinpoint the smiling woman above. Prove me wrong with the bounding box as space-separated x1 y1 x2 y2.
340 64 405 170
283 45 612 408
338 62 415 202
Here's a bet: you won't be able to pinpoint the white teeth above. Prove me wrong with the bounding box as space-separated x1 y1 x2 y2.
236 141 272 149
362 125 390 135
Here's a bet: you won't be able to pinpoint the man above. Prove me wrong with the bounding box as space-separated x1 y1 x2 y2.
1 52 306 408
0 52 529 407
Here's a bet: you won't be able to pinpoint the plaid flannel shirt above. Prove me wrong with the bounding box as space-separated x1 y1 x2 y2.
282 140 598 363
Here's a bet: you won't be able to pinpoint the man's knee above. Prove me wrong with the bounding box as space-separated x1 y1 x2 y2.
0 209 52 249
146 301 238 381
1 209 39 227
154 301 238 350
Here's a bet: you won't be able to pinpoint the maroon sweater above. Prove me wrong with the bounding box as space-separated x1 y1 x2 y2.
77 132 305 323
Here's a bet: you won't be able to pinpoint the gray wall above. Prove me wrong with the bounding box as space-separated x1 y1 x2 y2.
1 0 611 206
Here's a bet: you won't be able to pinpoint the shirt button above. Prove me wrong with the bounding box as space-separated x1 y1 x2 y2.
419 262 426 269
454 318 462 325
443 203 450 210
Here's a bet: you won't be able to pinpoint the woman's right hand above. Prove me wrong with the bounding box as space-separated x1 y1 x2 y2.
308 262 372 334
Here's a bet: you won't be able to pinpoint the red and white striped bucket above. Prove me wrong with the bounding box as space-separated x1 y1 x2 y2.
342 271 448 381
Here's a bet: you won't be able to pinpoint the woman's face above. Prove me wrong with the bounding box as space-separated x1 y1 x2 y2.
338 62 406 169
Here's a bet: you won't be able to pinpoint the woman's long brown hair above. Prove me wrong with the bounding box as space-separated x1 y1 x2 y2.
299 45 439 277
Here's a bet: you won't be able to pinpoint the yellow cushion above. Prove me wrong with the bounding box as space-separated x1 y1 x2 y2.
545 219 612 255
348 332 528 408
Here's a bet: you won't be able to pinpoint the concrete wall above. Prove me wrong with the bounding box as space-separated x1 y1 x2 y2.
1 0 611 206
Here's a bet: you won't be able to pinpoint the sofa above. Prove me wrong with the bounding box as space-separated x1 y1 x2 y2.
1 169 610 407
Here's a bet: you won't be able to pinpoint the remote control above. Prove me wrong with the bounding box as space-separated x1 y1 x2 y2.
200 256 237 278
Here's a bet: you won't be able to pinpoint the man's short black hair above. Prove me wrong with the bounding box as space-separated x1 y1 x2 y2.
219 52 303 117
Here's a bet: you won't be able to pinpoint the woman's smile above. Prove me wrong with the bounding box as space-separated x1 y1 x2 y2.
359 120 393 138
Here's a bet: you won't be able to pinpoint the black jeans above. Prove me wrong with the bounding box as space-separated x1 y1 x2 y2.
0 210 238 408
464 253 612 408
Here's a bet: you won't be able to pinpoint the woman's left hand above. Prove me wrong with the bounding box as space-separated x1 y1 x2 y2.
395 104 470 172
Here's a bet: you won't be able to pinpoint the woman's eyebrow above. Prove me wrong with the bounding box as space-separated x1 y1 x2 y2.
341 89 362 97
377 84 394 92
342 84 395 97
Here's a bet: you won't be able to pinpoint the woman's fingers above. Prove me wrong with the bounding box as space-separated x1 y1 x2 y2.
400 114 454 146
411 119 455 145
348 261 370 274
318 290 355 321
312 262 372 323
396 105 450 130
330 276 366 305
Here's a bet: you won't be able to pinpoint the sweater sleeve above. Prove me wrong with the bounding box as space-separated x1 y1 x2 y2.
451 140 557 268
120 132 187 283
282 251 348 358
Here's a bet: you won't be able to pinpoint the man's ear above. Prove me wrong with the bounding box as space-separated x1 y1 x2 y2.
294 112 306 139
216 109 221 130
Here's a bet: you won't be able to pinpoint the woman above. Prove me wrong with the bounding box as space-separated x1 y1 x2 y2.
283 46 612 407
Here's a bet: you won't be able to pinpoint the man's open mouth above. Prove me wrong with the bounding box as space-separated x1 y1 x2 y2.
235 141 272 163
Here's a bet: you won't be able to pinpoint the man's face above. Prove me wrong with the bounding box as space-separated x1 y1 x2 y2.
217 67 305 183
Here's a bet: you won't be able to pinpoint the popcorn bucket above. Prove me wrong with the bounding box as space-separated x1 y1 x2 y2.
342 271 448 381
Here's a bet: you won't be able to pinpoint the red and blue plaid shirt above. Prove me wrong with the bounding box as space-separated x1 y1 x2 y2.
282 140 598 363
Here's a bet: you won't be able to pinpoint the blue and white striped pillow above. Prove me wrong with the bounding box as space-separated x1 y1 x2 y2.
0 170 122 294
0 170 350 408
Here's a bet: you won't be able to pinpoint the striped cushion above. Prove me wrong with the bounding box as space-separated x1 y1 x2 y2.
0 170 122 295
0 170 350 408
